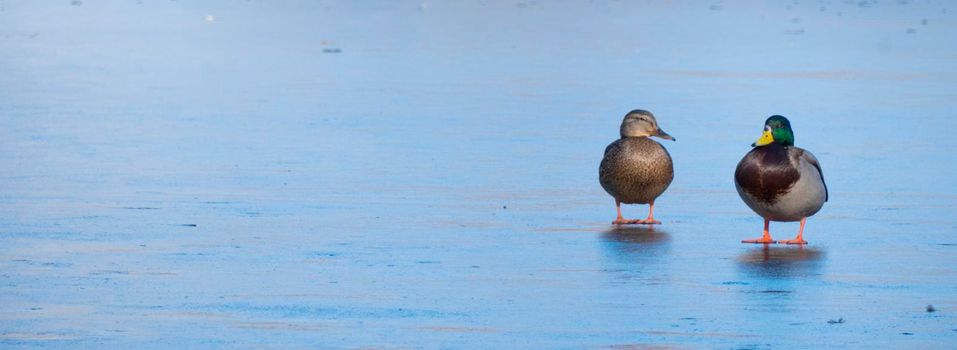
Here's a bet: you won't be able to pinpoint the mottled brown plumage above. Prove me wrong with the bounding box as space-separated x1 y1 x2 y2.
599 109 675 225
600 137 674 204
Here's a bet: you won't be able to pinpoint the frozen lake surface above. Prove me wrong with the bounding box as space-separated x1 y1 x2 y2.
2 1 956 348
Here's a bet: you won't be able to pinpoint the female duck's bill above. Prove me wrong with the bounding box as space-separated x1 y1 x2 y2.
619 109 676 141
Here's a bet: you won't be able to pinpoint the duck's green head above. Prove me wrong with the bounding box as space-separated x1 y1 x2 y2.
620 109 675 141
752 115 794 147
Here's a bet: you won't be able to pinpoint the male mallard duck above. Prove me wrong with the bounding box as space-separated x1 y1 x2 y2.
599 109 675 225
734 115 828 244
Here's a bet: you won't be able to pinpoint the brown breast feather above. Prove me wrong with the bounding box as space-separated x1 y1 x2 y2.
735 143 800 204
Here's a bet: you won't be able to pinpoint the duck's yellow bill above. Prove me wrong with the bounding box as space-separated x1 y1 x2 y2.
752 129 774 147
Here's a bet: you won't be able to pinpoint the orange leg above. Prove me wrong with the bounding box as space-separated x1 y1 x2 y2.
742 218 775 244
612 200 628 224
612 200 659 225
779 217 809 245
634 200 662 224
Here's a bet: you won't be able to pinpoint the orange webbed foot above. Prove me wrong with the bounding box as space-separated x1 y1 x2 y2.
743 219 775 244
635 219 661 225
779 218 809 245
742 230 775 244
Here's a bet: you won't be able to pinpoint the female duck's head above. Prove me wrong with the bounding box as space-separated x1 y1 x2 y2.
752 115 794 147
620 109 675 141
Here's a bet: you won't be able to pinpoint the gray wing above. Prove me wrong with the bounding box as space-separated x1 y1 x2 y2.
799 149 828 202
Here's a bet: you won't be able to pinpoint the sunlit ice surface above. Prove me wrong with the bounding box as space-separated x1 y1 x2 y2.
1 1 956 348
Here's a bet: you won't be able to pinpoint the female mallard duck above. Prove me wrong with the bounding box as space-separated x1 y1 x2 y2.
599 109 675 225
734 115 828 244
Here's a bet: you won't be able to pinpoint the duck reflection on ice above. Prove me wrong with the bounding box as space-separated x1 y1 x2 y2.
601 225 671 258
599 226 672 283
737 245 826 279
